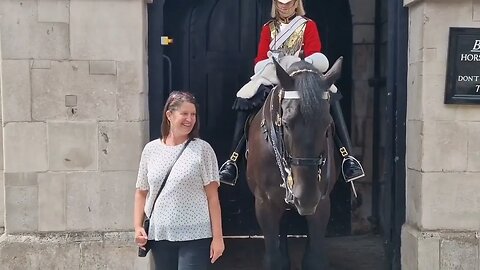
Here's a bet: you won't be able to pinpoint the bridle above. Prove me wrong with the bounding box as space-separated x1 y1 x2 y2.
261 69 330 204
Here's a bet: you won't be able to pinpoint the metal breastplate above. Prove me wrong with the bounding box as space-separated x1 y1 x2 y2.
269 20 307 56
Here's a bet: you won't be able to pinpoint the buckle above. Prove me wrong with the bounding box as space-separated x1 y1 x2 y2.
275 114 282 126
230 152 239 162
339 147 349 157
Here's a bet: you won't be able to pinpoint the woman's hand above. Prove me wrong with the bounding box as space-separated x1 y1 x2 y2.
210 237 225 263
135 226 148 249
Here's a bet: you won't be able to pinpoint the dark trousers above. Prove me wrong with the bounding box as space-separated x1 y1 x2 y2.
150 238 211 270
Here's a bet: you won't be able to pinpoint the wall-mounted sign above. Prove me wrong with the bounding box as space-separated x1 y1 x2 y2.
445 28 480 104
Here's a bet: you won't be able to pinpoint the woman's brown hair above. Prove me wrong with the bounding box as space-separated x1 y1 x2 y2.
160 91 200 140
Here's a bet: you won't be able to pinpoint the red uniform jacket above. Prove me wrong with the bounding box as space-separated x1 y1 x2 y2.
254 19 322 64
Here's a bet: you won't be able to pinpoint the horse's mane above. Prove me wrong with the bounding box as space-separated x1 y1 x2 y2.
287 61 330 122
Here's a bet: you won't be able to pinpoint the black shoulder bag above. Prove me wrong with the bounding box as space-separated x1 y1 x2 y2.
138 138 192 257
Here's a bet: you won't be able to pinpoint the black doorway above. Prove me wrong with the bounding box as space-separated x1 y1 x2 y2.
148 0 354 236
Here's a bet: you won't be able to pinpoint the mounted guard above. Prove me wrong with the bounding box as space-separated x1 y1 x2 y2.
219 0 365 193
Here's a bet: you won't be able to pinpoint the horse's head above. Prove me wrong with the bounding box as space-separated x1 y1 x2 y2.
273 56 343 215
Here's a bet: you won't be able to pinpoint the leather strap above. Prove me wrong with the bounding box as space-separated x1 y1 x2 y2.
147 138 193 219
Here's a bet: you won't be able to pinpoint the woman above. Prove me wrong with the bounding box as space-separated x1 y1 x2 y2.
219 0 365 186
134 91 224 270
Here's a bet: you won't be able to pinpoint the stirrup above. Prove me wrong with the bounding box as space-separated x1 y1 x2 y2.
219 159 239 186
341 155 365 182
341 156 364 198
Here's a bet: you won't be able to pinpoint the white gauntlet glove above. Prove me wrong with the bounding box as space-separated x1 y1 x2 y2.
305 53 337 92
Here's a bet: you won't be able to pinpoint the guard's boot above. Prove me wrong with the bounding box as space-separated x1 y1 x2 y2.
331 100 365 182
219 110 249 186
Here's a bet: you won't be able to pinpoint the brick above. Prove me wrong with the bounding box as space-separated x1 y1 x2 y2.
97 172 137 230
406 120 423 171
37 0 69 23
407 63 423 121
406 169 421 226
468 122 480 172
421 172 480 230
65 173 99 231
5 186 38 232
47 121 98 171
98 122 148 171
65 172 137 231
4 173 37 187
38 173 66 231
2 60 31 122
70 0 143 60
0 0 69 59
422 121 468 172
401 226 441 270
4 122 47 172
89 60 116 75
32 61 117 121
117 93 149 121
117 61 144 94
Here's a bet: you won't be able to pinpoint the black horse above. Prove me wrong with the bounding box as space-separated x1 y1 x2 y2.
246 57 343 270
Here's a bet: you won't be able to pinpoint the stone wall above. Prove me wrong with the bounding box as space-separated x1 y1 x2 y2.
350 0 376 233
0 0 150 268
402 0 480 269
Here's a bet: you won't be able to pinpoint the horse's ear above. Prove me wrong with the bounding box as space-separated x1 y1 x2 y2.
273 57 295 90
323 56 343 85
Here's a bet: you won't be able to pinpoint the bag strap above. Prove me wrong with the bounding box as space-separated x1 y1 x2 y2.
146 138 193 219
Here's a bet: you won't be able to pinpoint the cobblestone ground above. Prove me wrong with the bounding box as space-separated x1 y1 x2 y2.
212 234 387 270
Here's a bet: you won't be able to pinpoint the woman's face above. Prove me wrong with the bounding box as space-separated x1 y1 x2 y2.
166 102 197 137
276 0 298 19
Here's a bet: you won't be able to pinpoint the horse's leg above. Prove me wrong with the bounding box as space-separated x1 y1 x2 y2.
255 199 288 270
302 198 331 270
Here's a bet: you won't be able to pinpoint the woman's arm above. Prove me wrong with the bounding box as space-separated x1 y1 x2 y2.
205 182 224 263
134 189 148 228
134 189 148 248
205 182 222 238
